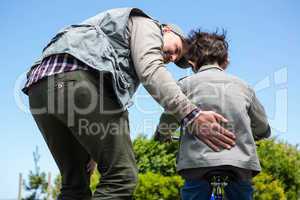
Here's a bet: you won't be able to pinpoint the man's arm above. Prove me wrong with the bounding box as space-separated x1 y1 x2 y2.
129 16 236 151
129 16 196 120
248 89 271 140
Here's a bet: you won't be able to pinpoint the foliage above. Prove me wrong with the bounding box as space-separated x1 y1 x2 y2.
51 175 61 199
23 147 48 200
255 139 300 199
133 135 178 176
253 172 286 200
90 169 100 193
134 172 184 200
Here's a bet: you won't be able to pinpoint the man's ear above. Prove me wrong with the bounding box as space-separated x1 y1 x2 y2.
162 25 172 33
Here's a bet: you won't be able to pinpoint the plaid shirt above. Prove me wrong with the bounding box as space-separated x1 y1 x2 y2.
23 54 88 93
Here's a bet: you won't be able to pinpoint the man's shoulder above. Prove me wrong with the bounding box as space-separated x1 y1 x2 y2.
130 15 160 28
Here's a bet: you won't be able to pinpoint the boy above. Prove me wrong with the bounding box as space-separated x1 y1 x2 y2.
155 30 271 200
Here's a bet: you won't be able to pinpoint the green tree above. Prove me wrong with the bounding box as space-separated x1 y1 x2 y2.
51 175 61 199
255 139 300 199
133 135 178 176
23 146 48 200
134 172 184 200
253 172 286 200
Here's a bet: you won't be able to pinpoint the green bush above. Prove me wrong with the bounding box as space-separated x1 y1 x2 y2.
256 139 300 199
134 172 184 200
253 172 286 200
133 135 178 176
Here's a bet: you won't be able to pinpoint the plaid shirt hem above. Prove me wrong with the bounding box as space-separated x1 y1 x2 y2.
23 54 89 94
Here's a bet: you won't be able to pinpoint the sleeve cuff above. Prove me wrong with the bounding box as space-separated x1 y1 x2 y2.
181 107 202 130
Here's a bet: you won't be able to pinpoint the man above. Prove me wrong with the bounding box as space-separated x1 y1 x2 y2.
155 30 271 200
23 8 235 199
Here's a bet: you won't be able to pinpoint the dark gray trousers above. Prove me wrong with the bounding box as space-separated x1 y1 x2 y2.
28 70 138 200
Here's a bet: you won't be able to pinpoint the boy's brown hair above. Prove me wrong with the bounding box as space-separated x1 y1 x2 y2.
186 29 229 70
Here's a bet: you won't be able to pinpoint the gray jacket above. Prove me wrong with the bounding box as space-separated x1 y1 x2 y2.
157 64 271 178
25 7 196 120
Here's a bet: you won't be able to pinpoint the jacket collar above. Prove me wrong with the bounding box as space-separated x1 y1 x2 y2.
196 64 224 73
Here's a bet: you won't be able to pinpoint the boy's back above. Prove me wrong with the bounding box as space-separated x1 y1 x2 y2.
176 64 270 179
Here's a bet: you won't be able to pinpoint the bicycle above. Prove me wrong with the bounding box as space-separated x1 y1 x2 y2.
204 169 237 200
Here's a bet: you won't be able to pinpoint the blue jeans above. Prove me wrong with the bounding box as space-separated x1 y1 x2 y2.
181 179 253 200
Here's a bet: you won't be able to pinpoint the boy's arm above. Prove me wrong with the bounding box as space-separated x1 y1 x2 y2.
248 89 271 140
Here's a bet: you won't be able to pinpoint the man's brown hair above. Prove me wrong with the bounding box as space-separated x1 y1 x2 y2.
186 29 229 70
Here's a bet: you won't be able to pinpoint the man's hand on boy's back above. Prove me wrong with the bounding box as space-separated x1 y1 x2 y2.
188 111 236 151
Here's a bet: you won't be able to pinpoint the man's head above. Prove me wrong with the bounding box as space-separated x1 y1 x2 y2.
186 30 229 72
161 24 190 67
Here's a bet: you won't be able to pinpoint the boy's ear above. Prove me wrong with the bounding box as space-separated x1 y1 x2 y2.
220 56 230 69
188 60 196 69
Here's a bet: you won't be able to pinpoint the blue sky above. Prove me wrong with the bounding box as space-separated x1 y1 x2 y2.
1 0 299 198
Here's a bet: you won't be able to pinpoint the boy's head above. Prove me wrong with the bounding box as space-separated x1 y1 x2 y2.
186 30 229 72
